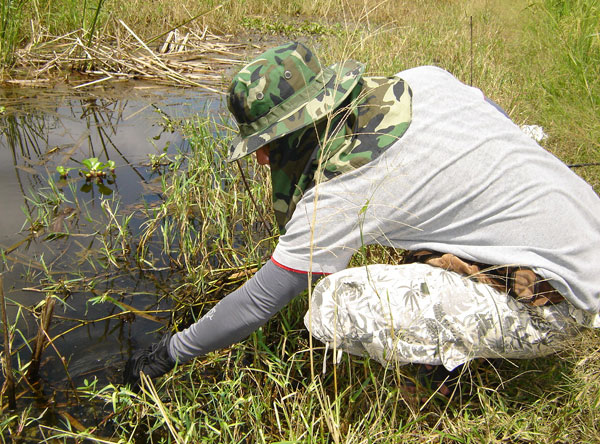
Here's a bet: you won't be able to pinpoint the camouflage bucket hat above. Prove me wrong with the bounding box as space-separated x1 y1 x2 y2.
227 41 365 162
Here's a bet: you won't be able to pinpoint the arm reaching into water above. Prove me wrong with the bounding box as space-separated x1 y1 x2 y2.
170 259 317 361
124 259 319 387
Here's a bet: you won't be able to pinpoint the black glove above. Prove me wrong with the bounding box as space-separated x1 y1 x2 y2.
123 333 176 389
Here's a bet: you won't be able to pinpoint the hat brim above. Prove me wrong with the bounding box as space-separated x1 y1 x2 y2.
227 60 365 162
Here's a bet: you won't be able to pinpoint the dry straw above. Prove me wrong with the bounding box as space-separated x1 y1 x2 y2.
10 21 251 90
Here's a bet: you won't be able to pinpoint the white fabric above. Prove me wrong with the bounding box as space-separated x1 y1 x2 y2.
273 66 600 313
305 264 599 370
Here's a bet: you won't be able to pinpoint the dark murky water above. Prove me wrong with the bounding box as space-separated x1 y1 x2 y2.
0 82 223 391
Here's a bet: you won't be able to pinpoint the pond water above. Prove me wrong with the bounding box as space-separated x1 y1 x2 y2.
0 83 224 403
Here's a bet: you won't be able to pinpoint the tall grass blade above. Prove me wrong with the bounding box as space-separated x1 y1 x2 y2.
0 276 16 410
0 0 24 68
86 0 105 48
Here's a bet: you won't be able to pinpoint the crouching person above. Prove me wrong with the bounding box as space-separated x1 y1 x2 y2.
124 41 600 395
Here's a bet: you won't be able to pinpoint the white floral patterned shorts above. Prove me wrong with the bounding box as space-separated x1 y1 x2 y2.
304 263 599 370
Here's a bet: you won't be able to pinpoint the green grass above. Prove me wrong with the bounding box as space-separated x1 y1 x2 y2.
528 0 600 168
5 113 598 443
107 110 600 443
1 0 600 442
0 0 24 69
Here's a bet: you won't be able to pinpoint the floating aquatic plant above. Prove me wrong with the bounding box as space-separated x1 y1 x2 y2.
56 158 116 180
55 158 117 195
56 165 75 178
79 158 116 181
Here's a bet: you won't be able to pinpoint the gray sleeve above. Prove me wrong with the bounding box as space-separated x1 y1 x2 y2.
168 259 319 362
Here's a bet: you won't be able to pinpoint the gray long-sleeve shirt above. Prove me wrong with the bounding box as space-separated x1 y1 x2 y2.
168 66 600 361
169 260 319 362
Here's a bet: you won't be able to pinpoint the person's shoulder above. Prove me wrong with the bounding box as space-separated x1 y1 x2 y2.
394 65 452 78
394 66 471 96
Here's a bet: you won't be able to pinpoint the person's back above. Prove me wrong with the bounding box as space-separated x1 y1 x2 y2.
275 65 600 313
125 42 600 394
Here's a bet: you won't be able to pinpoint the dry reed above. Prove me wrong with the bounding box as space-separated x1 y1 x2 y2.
9 21 257 90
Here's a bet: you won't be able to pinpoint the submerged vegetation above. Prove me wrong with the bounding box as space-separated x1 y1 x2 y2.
0 0 599 442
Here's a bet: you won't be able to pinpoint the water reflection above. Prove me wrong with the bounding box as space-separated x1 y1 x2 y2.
0 83 223 390
1 84 220 244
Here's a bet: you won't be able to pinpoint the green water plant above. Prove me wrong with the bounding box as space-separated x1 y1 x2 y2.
148 152 174 171
56 158 117 194
56 165 75 179
56 158 116 180
79 158 115 181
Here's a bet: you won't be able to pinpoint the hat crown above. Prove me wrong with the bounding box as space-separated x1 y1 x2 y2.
227 42 321 127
